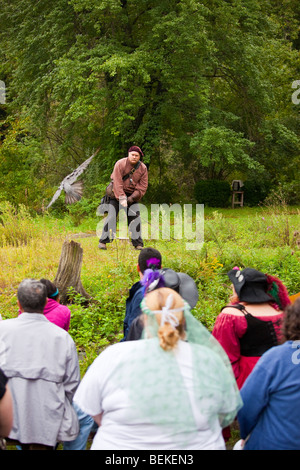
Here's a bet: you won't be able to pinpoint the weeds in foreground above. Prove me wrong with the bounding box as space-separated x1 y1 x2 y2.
0 202 38 247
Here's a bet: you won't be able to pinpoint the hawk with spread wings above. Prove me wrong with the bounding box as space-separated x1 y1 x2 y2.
46 148 100 209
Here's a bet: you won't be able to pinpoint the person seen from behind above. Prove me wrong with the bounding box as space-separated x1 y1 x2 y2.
18 278 71 332
39 278 71 331
0 278 80 449
212 267 290 389
121 247 162 341
73 286 242 450
125 259 199 341
236 297 300 450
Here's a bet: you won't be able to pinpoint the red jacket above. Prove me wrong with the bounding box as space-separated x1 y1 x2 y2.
111 157 148 202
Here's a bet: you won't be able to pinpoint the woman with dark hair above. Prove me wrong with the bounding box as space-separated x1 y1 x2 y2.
125 264 199 341
38 279 71 331
121 247 162 342
212 267 290 389
236 298 300 450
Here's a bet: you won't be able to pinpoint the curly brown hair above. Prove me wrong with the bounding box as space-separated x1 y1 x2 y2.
282 298 300 341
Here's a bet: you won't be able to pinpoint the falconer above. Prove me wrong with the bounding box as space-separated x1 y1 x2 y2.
98 146 148 250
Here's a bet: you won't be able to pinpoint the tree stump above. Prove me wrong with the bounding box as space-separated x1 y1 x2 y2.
54 240 91 304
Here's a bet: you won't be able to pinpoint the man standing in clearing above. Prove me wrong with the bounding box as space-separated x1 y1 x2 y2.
0 278 80 449
98 146 148 250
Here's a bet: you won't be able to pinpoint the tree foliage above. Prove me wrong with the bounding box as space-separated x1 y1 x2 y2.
0 0 299 208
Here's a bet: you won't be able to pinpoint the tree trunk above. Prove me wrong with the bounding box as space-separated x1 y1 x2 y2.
54 240 91 304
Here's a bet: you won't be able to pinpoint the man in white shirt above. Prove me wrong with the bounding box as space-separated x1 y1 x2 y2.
0 278 80 449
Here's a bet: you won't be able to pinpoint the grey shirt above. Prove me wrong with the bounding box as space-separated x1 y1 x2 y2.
0 313 80 446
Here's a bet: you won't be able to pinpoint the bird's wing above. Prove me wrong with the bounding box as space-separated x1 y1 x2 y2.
64 148 100 185
46 185 63 209
46 148 100 208
64 181 83 204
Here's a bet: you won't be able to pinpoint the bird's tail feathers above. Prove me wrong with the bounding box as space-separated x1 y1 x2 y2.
65 181 84 204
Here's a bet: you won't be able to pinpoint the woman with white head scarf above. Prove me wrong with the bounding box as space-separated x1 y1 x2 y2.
74 287 242 450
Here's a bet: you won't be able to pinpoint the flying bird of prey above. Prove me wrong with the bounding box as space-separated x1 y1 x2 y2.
46 148 100 209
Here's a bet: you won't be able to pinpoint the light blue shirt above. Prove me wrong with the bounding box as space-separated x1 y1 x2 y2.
238 341 300 450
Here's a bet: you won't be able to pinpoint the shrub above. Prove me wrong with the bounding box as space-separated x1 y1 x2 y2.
144 178 180 204
265 181 300 206
243 179 271 206
194 180 231 207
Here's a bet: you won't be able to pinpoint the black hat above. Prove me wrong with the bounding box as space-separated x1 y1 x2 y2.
228 268 273 304
160 268 199 309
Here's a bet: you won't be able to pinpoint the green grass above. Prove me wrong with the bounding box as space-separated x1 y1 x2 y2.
0 202 299 376
0 202 299 448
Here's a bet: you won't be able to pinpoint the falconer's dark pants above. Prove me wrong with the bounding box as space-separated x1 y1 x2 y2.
99 197 143 247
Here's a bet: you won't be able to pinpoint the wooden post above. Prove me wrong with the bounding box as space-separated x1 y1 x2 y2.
54 240 91 304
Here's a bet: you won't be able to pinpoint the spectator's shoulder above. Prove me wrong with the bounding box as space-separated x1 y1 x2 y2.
0 317 19 330
220 306 245 316
114 157 127 167
59 303 71 315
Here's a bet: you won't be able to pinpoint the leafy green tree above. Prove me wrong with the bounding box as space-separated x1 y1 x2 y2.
0 0 299 207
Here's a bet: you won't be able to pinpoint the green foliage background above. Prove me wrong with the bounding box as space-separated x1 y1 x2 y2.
0 0 299 210
194 180 231 207
0 5 299 449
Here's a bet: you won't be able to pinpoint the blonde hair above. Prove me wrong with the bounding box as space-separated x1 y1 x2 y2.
144 287 185 351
